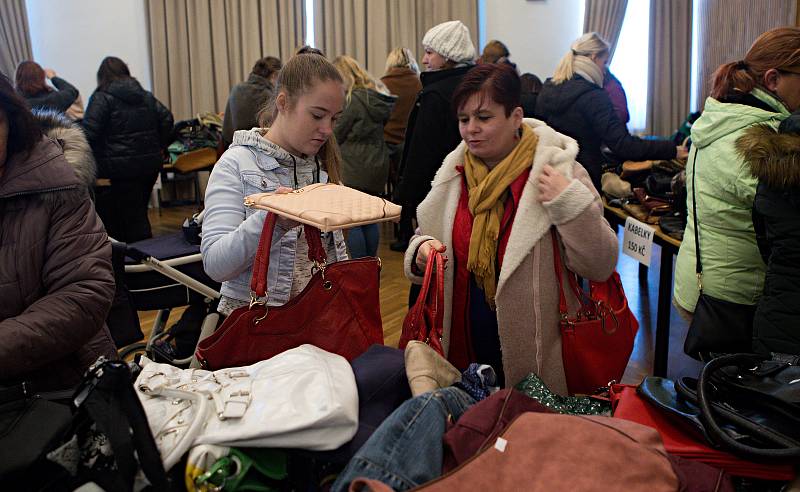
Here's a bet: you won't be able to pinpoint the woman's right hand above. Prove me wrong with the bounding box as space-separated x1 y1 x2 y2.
676 145 689 160
416 239 447 272
44 68 56 79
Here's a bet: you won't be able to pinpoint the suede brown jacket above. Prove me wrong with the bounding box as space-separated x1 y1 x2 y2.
0 113 116 391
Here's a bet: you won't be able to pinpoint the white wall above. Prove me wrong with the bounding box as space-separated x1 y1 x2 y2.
25 0 152 104
484 0 583 80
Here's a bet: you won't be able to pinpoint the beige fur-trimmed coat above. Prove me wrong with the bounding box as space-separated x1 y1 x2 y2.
403 119 619 394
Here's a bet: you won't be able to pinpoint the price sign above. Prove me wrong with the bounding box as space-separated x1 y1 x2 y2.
622 216 655 266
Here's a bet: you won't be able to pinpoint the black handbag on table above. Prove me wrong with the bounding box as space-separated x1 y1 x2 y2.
638 353 800 461
683 150 756 360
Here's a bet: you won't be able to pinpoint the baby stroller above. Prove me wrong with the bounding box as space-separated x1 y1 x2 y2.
113 211 221 367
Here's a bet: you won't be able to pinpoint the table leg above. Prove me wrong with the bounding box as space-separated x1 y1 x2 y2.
654 245 673 377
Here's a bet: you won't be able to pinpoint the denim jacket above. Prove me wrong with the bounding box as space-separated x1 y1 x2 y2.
201 129 348 305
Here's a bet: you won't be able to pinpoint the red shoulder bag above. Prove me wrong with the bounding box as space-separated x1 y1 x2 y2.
398 249 445 355
195 213 384 369
551 230 638 395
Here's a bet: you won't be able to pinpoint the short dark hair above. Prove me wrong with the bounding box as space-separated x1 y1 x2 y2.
97 56 131 91
0 74 42 159
451 63 521 117
296 45 324 57
520 73 543 94
252 56 282 79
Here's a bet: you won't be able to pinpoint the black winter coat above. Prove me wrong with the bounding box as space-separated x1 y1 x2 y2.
82 78 174 180
397 65 472 211
23 77 79 113
535 75 675 189
737 124 800 355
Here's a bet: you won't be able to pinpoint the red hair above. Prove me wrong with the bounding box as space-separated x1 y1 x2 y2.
15 61 50 97
711 27 800 100
451 63 521 117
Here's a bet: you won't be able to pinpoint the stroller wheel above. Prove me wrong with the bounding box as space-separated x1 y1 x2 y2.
119 341 147 362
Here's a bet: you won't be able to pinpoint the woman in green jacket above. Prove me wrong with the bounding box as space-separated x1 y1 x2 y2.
333 56 396 258
674 27 800 325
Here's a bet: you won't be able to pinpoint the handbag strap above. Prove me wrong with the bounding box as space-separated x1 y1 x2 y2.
250 213 328 299
414 249 444 340
690 149 704 286
550 229 587 317
696 353 800 458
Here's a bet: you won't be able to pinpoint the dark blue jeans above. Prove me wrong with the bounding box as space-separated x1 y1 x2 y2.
346 223 380 259
332 387 475 492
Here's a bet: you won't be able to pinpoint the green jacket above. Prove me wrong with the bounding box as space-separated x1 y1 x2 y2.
334 87 396 195
674 88 790 310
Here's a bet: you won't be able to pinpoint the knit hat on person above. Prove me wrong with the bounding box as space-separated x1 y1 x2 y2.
422 20 476 64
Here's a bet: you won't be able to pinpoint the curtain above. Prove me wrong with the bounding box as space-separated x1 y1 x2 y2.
695 0 796 107
314 0 478 78
0 0 33 79
583 0 628 61
147 0 305 121
646 0 692 136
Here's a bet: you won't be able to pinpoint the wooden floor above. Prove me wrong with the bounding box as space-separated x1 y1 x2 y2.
138 204 699 385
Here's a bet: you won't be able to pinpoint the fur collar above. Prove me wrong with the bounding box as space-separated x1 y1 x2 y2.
737 123 800 189
33 110 96 188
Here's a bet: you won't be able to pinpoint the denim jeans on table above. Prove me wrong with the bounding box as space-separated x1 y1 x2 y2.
331 387 476 492
346 223 380 258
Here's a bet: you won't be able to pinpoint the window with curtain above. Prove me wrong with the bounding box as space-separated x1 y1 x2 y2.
608 0 650 132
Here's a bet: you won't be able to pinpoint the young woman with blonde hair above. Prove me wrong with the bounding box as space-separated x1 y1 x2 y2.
332 55 396 258
535 32 682 189
202 53 350 316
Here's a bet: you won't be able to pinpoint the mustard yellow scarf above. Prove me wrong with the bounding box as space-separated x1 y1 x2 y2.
464 124 538 309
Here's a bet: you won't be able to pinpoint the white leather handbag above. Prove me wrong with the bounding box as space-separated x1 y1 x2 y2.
135 345 359 470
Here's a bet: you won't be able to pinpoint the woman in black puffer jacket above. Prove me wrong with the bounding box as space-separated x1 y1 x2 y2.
535 33 683 189
82 56 174 242
737 113 800 355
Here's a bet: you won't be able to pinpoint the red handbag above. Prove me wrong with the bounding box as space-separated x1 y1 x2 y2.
398 249 445 355
551 231 638 395
195 213 384 369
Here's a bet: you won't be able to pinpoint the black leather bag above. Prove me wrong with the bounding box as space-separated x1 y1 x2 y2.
685 294 755 358
684 150 755 359
0 358 168 491
696 353 800 459
0 387 73 477
638 354 800 461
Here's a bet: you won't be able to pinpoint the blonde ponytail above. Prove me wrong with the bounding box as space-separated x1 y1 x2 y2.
552 32 609 85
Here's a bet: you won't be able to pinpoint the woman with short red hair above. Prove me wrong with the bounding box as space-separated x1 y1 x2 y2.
403 63 618 392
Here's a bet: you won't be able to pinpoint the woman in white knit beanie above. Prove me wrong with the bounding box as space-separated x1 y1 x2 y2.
392 20 475 255
421 20 476 71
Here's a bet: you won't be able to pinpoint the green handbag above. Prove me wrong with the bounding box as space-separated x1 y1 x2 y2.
195 448 288 492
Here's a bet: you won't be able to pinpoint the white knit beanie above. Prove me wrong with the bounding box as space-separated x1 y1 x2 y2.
422 20 476 64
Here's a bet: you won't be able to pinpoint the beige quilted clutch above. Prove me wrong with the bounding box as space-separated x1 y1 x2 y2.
244 183 402 232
